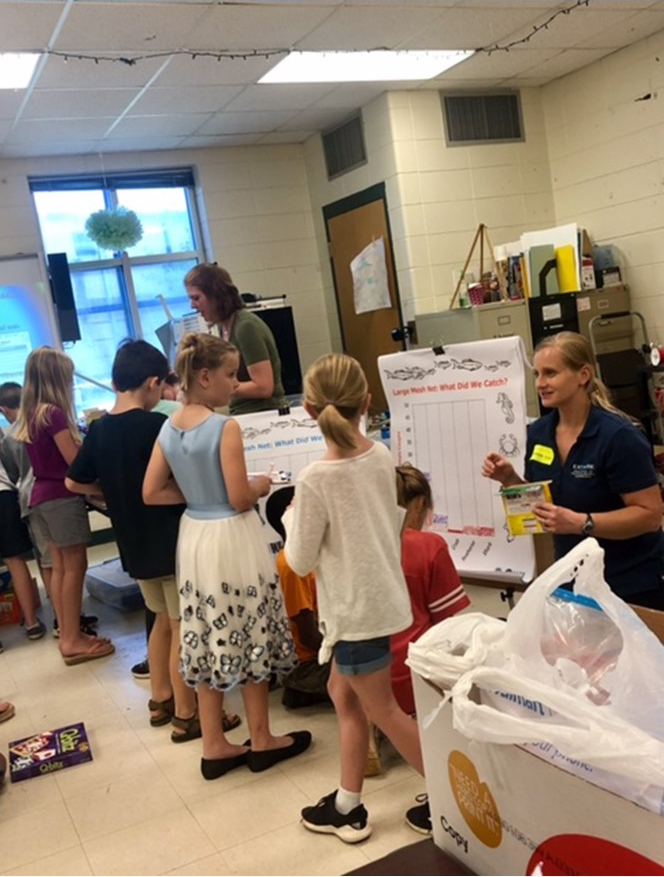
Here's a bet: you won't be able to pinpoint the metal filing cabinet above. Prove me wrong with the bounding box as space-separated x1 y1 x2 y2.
575 286 633 353
414 300 539 417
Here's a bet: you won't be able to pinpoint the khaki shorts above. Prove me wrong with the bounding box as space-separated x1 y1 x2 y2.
29 496 91 549
136 574 180 620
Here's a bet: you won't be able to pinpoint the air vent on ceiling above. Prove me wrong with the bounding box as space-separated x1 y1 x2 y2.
441 92 523 145
322 112 367 180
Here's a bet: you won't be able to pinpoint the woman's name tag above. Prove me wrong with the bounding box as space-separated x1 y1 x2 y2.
530 444 555 465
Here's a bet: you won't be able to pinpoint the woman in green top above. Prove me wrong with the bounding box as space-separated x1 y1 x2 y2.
184 264 288 415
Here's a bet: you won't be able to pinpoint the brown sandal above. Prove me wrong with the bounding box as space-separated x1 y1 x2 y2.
149 696 175 727
222 710 242 732
171 713 202 743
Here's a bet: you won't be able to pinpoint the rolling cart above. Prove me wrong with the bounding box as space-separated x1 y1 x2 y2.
588 310 664 445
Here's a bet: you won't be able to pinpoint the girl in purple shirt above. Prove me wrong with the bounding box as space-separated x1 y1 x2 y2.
14 347 114 665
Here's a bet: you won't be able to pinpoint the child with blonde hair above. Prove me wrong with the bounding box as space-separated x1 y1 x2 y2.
143 333 311 779
283 353 424 843
14 347 113 664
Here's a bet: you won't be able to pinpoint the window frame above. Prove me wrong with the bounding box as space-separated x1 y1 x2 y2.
30 168 206 341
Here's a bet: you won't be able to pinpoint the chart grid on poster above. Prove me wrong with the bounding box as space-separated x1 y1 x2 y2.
411 399 495 537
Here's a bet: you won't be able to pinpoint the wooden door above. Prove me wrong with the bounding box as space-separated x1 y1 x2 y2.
324 183 404 414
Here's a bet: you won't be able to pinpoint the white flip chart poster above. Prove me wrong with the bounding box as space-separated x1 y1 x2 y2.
237 406 326 543
379 337 536 582
238 406 325 480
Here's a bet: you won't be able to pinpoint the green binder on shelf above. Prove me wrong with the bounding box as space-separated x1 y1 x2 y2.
529 244 560 297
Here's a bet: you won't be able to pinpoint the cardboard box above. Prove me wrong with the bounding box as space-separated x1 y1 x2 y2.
9 722 92 783
413 673 664 875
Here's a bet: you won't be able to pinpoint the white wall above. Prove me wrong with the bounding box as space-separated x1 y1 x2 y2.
304 88 556 332
542 28 664 341
0 143 331 372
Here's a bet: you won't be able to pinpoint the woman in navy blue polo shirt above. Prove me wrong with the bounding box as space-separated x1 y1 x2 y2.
482 331 664 608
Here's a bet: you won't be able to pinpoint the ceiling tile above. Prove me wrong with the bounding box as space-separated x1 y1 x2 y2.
436 48 561 80
224 84 338 113
130 85 243 114
53 1 210 51
276 107 350 131
104 113 210 138
397 5 558 51
580 9 664 50
500 7 635 52
154 55 275 87
258 131 314 144
183 3 336 50
96 136 186 152
24 88 140 119
6 117 116 142
182 134 264 148
0 90 25 120
296 5 446 50
0 1 64 52
197 110 296 136
522 48 610 79
311 83 389 109
1 140 101 159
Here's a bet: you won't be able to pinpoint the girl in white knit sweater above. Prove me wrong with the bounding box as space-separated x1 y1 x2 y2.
283 353 426 843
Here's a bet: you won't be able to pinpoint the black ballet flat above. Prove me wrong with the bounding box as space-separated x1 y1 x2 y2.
246 730 312 773
200 751 248 781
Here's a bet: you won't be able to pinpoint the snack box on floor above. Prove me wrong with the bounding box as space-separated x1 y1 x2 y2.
413 673 664 876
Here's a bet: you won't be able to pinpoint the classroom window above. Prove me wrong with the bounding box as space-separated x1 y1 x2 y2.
30 168 204 410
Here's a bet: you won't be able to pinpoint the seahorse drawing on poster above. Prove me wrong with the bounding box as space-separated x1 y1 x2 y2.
497 392 515 424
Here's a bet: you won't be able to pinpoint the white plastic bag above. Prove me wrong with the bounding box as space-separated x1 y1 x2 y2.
406 612 505 688
451 665 664 787
499 538 664 739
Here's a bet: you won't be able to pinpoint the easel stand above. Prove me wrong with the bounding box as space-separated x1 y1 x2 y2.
449 223 508 309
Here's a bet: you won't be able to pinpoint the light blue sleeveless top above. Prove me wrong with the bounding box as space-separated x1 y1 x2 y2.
158 413 238 520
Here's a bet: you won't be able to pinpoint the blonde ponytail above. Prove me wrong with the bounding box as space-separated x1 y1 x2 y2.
535 331 631 420
175 332 236 393
304 354 368 450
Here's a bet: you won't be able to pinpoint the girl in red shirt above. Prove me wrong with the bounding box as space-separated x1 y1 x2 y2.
392 464 470 714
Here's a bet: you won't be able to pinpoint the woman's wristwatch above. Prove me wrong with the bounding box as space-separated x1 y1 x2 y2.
581 513 595 536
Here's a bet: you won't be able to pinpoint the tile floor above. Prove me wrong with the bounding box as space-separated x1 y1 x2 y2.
0 543 508 876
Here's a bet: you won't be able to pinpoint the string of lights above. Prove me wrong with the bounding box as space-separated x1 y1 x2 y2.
47 48 289 66
16 0 591 68
475 0 591 55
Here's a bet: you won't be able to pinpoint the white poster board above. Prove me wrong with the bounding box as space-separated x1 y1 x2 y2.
379 337 536 583
237 406 326 542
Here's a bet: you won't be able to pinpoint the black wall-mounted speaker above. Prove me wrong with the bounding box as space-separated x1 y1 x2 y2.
47 252 81 342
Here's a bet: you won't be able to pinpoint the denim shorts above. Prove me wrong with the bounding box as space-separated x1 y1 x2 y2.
333 636 392 676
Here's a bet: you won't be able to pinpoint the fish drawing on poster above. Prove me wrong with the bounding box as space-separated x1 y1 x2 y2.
379 337 536 583
238 406 326 482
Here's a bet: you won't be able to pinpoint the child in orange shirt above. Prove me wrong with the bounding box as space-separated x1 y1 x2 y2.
266 487 331 708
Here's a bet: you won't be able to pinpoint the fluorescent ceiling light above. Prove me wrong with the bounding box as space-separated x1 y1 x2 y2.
0 53 40 89
259 50 473 84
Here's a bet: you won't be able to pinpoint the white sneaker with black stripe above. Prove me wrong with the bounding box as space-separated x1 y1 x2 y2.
301 790 372 843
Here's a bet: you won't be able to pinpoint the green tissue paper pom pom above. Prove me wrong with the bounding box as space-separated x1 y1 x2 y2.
85 207 144 251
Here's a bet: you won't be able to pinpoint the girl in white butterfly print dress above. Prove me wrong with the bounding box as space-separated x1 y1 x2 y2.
143 333 311 781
